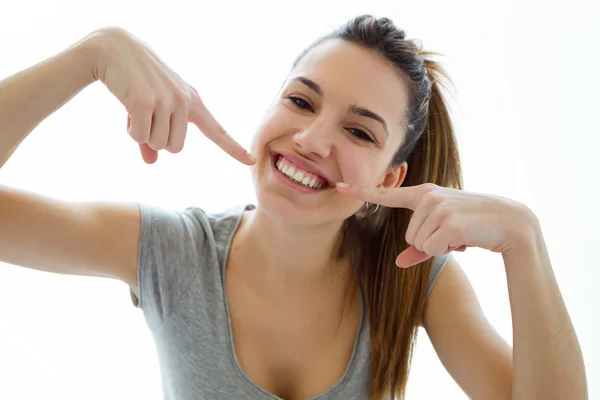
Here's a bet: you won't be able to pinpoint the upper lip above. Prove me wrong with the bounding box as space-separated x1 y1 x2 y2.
272 150 335 187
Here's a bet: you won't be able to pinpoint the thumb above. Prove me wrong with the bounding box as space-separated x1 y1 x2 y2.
396 246 432 268
127 115 158 164
139 143 158 164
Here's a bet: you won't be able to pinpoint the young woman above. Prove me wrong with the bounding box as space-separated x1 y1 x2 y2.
0 15 587 400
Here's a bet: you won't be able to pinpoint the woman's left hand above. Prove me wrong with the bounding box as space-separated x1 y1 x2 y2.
336 182 539 268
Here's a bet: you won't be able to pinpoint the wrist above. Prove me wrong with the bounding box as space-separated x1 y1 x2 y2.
502 206 544 258
502 210 548 269
69 30 105 85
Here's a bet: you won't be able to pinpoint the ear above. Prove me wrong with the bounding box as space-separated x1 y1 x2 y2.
379 161 408 189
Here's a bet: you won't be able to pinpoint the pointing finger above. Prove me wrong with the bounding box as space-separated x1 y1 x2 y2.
336 182 423 211
189 92 256 166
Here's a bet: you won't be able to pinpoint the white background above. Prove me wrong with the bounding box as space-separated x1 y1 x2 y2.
0 0 598 399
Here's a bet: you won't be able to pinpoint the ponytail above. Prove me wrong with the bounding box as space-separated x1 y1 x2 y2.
297 15 464 399
340 57 463 399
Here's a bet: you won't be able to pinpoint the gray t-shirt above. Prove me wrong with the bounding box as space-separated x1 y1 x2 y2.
129 203 450 400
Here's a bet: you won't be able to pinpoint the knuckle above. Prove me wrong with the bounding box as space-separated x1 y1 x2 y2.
167 134 186 154
422 242 434 255
177 92 192 112
167 142 184 154
405 230 414 245
436 204 453 222
148 134 168 149
148 142 166 151
131 95 157 111
414 240 424 251
445 214 463 235
423 190 444 207
166 133 186 154
96 26 128 45
100 26 128 38
156 96 175 112
146 141 159 150
425 243 443 257
169 81 192 108
129 130 148 143
189 86 201 101
445 215 462 238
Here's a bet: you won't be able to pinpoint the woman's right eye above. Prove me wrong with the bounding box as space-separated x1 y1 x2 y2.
288 96 314 112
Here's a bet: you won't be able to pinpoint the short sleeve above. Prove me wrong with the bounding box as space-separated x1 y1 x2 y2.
129 203 211 324
426 253 452 298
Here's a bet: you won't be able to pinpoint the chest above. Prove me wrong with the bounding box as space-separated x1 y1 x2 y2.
224 266 362 400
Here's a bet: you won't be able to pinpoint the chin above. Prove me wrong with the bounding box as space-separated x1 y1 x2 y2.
253 191 321 225
253 187 362 229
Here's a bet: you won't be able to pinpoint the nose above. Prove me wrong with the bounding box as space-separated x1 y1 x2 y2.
292 119 335 159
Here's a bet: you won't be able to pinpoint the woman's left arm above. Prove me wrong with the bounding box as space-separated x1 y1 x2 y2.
336 182 588 400
501 217 587 399
423 227 587 399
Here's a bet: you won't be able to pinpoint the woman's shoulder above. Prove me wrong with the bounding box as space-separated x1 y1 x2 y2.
181 203 255 237
138 203 254 234
132 203 254 317
427 253 453 298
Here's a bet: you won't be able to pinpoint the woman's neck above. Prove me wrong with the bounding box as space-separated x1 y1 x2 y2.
232 206 352 289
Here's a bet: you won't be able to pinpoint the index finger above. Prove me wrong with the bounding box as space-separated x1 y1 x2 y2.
336 183 424 211
189 94 256 166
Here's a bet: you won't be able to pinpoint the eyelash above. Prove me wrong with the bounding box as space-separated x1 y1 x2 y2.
287 96 375 143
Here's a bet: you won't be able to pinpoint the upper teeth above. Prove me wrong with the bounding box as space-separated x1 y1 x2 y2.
276 157 325 189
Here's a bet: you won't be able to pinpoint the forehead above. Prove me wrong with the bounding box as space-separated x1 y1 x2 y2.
290 39 410 130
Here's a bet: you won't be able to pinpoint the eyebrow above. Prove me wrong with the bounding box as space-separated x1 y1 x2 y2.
292 76 390 140
349 106 389 140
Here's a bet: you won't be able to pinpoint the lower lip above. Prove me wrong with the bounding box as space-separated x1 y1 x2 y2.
270 154 330 194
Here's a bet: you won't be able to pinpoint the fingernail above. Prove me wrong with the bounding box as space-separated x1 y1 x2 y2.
337 182 350 188
247 152 257 163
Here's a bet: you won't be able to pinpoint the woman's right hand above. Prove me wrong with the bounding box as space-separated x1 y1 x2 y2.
85 27 256 165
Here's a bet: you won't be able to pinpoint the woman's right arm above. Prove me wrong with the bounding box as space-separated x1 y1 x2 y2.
0 185 142 286
0 28 255 291
0 34 97 168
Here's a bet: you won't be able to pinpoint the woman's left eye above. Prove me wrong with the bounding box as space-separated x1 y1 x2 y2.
348 128 374 143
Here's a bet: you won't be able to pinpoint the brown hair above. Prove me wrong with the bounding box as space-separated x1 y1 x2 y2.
293 15 463 399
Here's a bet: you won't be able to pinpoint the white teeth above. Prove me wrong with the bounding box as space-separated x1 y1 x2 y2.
275 156 325 189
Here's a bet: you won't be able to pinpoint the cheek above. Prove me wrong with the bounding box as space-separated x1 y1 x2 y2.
339 155 374 185
250 107 288 155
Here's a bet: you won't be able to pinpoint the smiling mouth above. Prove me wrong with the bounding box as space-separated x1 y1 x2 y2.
271 153 333 191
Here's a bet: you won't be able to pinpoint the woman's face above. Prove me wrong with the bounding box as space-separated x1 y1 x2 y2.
250 38 410 225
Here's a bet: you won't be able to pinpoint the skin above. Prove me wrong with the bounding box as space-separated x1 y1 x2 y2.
224 39 411 397
226 38 511 398
229 38 586 399
0 28 586 400
241 39 408 279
